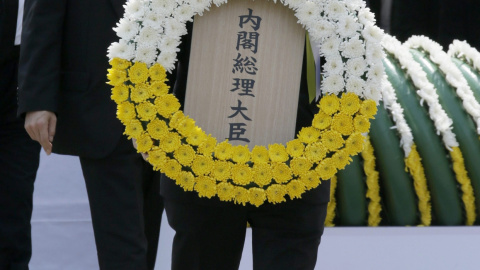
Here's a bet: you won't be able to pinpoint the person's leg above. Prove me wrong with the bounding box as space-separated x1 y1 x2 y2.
142 169 163 270
79 137 162 270
0 55 41 270
249 199 329 270
164 198 247 270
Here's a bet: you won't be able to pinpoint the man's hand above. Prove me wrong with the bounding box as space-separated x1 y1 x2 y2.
25 111 57 155
132 139 149 161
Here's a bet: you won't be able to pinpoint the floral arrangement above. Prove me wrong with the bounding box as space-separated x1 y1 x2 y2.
106 0 385 206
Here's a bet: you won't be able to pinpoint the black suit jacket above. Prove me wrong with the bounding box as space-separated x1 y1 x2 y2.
161 22 331 205
17 0 126 158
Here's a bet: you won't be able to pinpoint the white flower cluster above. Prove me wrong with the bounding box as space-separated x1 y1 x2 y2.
448 40 480 74
406 36 480 135
382 34 458 150
380 76 414 157
108 0 385 102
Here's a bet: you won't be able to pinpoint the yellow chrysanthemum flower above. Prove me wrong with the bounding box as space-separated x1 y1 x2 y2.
360 99 378 119
197 135 217 156
249 187 266 207
147 119 169 140
316 158 337 180
319 94 340 115
268 144 289 163
234 187 250 206
128 62 149 84
136 102 157 121
176 171 195 191
312 111 332 130
297 127 321 144
169 111 185 128
212 161 231 181
136 133 153 153
217 182 235 202
231 145 251 164
111 84 129 104
147 149 167 170
163 158 182 180
159 132 182 153
340 92 361 115
117 101 136 124
176 117 196 137
272 163 292 184
107 68 127 86
286 139 305 158
130 83 151 103
109 58 131 70
191 155 214 176
251 145 269 163
332 113 354 135
345 133 366 154
149 63 168 82
266 184 287 204
124 119 143 139
149 81 169 96
231 164 253 185
194 176 217 199
331 149 352 170
304 142 328 162
299 171 321 190
155 94 181 118
286 180 306 199
290 157 313 176
174 145 196 166
353 114 371 133
214 141 232 161
252 163 273 187
321 130 345 151
186 127 207 146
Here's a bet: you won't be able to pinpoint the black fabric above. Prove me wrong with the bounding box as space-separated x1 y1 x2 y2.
0 3 41 269
79 137 163 270
161 20 330 270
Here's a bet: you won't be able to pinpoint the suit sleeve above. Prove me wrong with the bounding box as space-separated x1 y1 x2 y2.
17 0 67 116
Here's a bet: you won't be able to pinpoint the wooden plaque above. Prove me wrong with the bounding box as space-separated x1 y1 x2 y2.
184 0 305 148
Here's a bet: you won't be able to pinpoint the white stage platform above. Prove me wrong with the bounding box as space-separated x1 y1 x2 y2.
30 152 480 270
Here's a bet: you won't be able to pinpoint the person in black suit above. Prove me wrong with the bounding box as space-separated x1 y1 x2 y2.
161 22 330 270
0 0 41 269
17 0 163 269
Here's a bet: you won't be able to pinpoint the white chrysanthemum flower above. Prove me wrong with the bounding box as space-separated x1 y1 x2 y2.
160 37 181 53
364 80 382 104
346 57 367 77
342 37 365 58
107 40 135 60
187 0 212 15
164 19 188 40
284 0 303 10
337 15 361 38
322 74 345 95
125 0 146 20
345 76 365 96
366 42 384 63
346 0 366 11
143 10 166 31
296 1 321 27
362 24 384 43
135 45 158 65
174 4 194 22
150 0 176 16
323 55 345 76
212 0 228 7
325 1 347 19
135 26 160 47
320 36 341 56
309 20 335 41
366 63 385 82
358 8 376 25
114 18 140 41
157 51 177 71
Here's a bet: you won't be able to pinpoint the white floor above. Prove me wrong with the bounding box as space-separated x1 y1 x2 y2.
30 152 480 270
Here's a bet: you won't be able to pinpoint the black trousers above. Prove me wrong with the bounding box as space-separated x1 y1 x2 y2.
0 49 41 270
164 196 328 270
79 137 163 270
